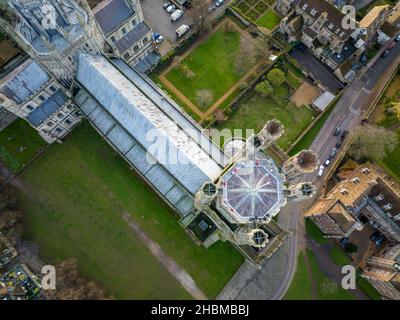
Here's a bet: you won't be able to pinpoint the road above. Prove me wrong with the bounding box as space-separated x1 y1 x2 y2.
218 40 400 300
268 40 400 300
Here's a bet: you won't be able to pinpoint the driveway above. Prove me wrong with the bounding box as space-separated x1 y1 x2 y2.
289 46 345 93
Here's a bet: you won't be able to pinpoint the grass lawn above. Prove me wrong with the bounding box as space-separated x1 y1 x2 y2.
0 119 46 174
357 277 381 300
377 129 400 183
17 122 243 299
330 246 352 267
284 252 313 300
256 9 281 30
305 218 328 245
307 249 356 300
220 87 315 150
165 25 244 111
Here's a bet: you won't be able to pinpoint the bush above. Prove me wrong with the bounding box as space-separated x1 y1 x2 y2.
267 68 286 87
344 243 358 253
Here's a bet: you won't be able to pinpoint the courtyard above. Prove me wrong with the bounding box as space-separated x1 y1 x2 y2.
15 122 243 299
156 17 270 123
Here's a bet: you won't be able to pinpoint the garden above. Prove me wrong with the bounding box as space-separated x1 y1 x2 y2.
233 0 281 30
218 66 317 151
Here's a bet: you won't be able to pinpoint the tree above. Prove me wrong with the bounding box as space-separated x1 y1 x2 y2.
234 35 256 76
196 89 214 107
44 259 107 300
389 102 400 120
255 80 274 97
347 125 398 161
344 243 358 254
189 0 212 36
267 68 286 87
253 36 270 60
213 109 227 125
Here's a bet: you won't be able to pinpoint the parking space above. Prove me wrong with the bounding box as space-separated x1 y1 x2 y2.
141 0 194 44
289 46 345 93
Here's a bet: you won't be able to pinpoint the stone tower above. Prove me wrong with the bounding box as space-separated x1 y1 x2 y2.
0 0 106 89
282 150 319 183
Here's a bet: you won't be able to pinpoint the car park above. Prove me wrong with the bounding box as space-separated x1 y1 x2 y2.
171 9 183 22
166 4 176 13
318 165 325 177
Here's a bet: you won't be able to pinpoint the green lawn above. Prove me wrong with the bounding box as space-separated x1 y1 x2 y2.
0 119 46 173
285 249 356 300
305 218 328 245
377 129 400 183
357 276 381 300
17 122 243 299
220 86 315 150
330 246 352 267
256 9 281 30
284 252 313 300
307 249 356 300
165 26 243 111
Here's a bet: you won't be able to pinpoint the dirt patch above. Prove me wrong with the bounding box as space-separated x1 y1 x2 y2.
290 82 320 107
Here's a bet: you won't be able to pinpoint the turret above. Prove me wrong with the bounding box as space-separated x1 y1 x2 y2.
282 150 319 182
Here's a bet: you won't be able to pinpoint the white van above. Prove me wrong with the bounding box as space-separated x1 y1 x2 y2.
171 9 183 22
176 24 189 38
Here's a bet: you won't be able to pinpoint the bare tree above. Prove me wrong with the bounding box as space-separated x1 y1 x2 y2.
234 35 256 76
348 124 398 161
44 259 108 300
196 89 214 107
189 0 212 36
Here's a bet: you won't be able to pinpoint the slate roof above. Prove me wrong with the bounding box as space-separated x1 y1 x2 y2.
114 22 150 53
27 90 69 127
0 59 50 104
94 0 134 35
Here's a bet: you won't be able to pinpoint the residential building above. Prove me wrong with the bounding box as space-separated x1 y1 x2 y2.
92 0 158 72
362 244 400 300
0 233 17 269
357 5 390 46
0 58 81 143
388 0 400 29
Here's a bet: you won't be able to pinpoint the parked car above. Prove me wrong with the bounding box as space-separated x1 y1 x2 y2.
176 24 190 38
166 4 176 13
370 231 380 241
340 130 348 141
351 63 360 70
360 54 368 63
216 0 224 6
329 148 338 159
340 237 349 245
376 235 385 247
163 2 171 9
381 50 390 58
395 34 400 42
335 141 342 149
324 159 331 167
153 32 164 44
318 165 325 177
334 127 342 136
171 9 183 22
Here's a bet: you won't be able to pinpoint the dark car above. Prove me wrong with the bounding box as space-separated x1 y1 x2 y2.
340 130 348 141
381 50 390 58
370 231 381 241
360 54 368 63
334 127 342 136
335 141 342 149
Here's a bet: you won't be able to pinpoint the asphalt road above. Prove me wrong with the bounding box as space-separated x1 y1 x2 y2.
268 40 400 300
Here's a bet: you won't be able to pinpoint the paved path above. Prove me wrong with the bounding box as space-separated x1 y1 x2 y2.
122 213 207 300
217 41 400 300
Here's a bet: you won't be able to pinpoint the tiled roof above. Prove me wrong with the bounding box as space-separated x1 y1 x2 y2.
114 22 150 53
94 0 134 35
27 90 69 127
